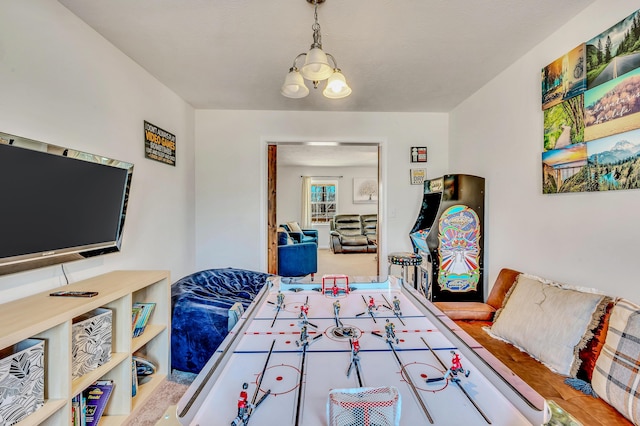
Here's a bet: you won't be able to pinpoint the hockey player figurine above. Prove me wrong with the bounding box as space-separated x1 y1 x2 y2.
296 324 309 347
231 382 251 425
352 338 360 356
392 296 402 316
368 296 378 312
385 319 399 344
444 351 470 382
346 338 361 378
333 300 341 317
332 283 339 297
276 291 285 308
299 303 309 321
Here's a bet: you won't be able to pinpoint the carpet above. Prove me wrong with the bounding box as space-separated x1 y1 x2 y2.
316 249 378 278
123 370 196 426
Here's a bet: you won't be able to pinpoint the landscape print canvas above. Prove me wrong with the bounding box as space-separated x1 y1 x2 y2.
585 128 640 191
543 94 584 151
542 143 588 193
586 8 640 90
584 66 640 141
542 44 587 110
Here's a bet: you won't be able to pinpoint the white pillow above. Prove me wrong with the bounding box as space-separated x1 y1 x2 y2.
487 274 605 375
287 222 303 233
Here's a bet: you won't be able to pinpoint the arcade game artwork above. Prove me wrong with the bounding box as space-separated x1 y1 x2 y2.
410 174 485 302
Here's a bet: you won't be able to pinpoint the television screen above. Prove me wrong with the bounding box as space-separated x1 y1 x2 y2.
0 132 134 276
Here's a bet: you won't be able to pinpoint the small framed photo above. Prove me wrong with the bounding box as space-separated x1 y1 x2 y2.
410 146 427 163
410 168 427 185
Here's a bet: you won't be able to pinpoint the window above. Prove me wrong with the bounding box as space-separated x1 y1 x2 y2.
311 181 337 223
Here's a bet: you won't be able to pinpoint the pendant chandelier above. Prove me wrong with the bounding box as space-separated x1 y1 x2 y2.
281 0 352 99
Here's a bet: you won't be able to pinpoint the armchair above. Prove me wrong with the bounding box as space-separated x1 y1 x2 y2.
360 214 378 241
330 214 377 254
278 229 317 279
280 222 318 245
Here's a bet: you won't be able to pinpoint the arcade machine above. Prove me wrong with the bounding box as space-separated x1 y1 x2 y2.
410 174 484 302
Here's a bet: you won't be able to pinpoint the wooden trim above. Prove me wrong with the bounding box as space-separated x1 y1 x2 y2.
267 145 277 274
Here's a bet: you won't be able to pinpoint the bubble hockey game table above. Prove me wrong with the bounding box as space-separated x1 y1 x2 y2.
176 277 549 426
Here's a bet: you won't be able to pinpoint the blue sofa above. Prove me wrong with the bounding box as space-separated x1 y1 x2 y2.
278 229 317 279
171 268 271 373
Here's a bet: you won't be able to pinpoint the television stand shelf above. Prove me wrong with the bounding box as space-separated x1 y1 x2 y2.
0 270 170 426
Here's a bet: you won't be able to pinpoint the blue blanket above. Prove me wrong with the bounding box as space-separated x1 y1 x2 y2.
171 268 270 373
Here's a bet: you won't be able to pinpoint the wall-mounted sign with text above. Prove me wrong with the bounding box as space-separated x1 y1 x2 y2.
144 121 176 166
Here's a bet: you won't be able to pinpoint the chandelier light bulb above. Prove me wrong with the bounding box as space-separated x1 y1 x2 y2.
326 72 346 92
281 68 309 98
323 70 351 99
300 47 333 81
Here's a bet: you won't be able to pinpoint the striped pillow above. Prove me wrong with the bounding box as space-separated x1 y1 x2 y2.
592 299 640 424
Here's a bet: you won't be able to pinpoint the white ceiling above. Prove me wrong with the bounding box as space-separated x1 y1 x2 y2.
277 144 378 167
58 0 596 113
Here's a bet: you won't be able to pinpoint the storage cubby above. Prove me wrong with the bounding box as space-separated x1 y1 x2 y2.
0 270 170 425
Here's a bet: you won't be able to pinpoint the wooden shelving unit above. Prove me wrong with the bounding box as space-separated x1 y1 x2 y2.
0 270 171 425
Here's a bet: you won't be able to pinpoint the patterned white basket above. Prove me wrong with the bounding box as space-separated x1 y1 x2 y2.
72 308 112 379
0 339 45 425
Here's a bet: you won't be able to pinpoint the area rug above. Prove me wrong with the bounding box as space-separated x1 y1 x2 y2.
123 370 196 426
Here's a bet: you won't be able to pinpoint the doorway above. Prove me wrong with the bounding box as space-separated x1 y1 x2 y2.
267 142 382 280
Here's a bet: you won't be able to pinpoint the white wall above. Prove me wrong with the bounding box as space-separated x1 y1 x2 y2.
449 0 640 302
194 111 449 272
0 1 196 302
277 165 378 248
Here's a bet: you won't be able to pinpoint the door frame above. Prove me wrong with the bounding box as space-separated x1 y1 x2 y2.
265 141 385 277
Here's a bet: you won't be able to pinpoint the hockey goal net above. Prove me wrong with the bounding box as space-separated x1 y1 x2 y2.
327 386 401 426
322 274 350 294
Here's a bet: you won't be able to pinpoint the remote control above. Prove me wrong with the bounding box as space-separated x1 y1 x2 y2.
49 291 98 297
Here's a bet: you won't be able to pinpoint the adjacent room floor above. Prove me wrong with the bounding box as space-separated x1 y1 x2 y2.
314 248 379 282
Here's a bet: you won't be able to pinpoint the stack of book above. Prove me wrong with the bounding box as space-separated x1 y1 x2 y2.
131 302 156 337
72 380 114 426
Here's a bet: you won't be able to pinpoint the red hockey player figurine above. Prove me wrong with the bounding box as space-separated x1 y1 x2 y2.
332 283 339 297
368 296 377 311
443 351 470 382
299 303 309 321
451 352 463 372
237 382 249 419
352 338 360 355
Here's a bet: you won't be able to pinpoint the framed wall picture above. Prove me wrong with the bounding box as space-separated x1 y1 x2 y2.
411 147 427 163
353 178 378 203
410 169 426 185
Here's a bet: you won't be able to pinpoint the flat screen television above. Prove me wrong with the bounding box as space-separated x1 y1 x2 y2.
0 131 134 277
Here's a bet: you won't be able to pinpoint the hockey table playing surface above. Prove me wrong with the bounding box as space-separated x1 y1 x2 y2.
176 278 549 426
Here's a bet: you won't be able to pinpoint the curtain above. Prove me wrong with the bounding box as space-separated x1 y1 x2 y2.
301 176 312 228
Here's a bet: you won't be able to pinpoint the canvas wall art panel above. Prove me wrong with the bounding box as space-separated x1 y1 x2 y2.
585 128 640 191
543 94 585 151
353 177 378 203
584 67 640 141
542 44 586 110
542 143 588 194
586 8 640 90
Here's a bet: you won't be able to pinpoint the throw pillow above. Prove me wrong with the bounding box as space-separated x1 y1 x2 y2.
576 298 614 382
277 227 291 246
592 299 640 424
487 274 606 376
287 222 303 234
